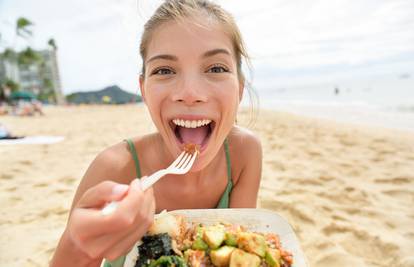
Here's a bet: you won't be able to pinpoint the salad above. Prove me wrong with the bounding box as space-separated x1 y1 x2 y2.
130 212 293 267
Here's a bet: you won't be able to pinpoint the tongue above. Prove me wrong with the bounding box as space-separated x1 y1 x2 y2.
178 125 209 145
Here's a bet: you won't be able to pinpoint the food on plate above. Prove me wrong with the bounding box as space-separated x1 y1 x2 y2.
131 212 293 267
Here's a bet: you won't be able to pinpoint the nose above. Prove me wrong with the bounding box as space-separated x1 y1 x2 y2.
171 75 208 105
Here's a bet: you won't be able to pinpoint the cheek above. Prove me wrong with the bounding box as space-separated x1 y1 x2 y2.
216 80 240 111
144 85 167 108
144 87 166 123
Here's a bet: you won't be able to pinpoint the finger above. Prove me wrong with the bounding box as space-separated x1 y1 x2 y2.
102 192 156 260
113 179 146 216
102 184 155 246
82 189 156 260
78 181 129 209
71 179 151 240
102 219 149 261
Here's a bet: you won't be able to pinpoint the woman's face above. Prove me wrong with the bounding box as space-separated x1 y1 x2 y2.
140 18 243 171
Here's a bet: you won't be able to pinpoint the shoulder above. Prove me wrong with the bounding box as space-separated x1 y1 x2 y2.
226 126 262 207
89 134 158 181
70 135 152 209
228 125 262 161
83 140 133 186
226 126 262 182
93 141 130 173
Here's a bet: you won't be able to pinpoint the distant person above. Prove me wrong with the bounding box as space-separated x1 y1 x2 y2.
334 87 340 95
31 99 44 115
0 123 23 139
0 102 8 115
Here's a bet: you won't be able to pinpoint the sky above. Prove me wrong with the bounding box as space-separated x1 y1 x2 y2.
0 0 413 95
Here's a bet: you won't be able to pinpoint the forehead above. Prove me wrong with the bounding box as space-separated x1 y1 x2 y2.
146 18 235 60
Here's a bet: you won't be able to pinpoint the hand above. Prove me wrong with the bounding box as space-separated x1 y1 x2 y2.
66 178 155 261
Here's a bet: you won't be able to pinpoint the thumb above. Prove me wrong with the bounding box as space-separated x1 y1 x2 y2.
78 181 129 208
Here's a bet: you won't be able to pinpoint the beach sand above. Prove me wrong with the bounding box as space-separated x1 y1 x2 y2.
1 105 413 267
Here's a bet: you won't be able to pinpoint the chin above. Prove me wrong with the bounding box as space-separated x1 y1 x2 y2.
186 152 213 172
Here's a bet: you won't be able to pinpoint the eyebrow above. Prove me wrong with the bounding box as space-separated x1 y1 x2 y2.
146 54 178 64
202 48 231 58
146 48 232 64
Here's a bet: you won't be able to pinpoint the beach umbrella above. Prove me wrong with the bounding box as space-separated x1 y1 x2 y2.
9 90 36 100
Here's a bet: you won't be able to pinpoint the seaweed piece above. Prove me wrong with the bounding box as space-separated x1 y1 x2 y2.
135 233 174 267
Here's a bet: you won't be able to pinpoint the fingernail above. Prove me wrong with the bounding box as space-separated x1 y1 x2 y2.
112 184 129 196
131 179 142 191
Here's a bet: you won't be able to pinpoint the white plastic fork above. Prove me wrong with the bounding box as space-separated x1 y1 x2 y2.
101 150 198 215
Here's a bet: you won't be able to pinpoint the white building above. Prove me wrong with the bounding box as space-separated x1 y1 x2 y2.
0 49 65 104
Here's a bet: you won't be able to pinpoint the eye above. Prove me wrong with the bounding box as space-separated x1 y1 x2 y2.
151 67 175 75
207 64 229 73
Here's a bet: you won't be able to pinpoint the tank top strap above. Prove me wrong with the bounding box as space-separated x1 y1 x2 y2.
224 138 232 181
216 138 233 208
124 139 142 178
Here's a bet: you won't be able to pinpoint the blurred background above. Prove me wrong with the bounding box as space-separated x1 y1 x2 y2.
1 1 413 267
1 0 413 129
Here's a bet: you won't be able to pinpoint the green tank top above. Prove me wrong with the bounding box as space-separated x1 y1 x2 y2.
103 139 233 267
124 138 233 208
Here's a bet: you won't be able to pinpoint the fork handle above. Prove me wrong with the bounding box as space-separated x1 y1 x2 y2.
101 169 168 215
141 169 167 190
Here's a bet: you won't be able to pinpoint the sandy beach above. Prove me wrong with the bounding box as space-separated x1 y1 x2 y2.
1 104 413 267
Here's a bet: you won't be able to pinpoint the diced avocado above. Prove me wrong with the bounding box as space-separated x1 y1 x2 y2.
195 225 205 238
224 232 238 247
265 248 281 267
203 225 225 249
191 225 209 250
210 246 235 267
229 248 261 267
237 232 267 257
192 237 209 250
147 255 187 267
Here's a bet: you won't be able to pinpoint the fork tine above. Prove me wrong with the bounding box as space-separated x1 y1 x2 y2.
182 151 198 171
178 152 193 168
171 151 186 167
177 152 191 168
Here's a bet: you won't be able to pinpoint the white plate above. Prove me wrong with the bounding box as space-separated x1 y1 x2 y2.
103 208 308 267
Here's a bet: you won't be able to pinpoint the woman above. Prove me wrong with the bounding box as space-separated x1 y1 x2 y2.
51 1 262 266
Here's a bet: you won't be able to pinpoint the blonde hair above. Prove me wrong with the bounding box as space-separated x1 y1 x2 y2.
139 0 258 126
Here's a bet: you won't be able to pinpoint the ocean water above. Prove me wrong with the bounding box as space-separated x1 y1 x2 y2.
243 76 414 132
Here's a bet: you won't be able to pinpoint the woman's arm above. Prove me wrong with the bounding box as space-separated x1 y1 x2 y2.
50 229 102 267
229 130 262 208
50 145 155 267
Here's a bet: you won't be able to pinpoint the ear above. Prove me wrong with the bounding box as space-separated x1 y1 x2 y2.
238 78 245 102
139 75 146 103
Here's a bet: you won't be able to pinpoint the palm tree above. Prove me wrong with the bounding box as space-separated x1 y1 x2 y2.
16 17 33 38
1 48 16 61
18 47 41 65
48 38 57 50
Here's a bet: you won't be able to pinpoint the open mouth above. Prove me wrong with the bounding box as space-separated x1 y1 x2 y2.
169 118 215 152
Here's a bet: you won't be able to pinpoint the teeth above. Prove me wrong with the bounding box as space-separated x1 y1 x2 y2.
172 119 212 128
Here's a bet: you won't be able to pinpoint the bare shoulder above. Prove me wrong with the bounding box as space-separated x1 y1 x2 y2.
227 126 262 207
228 125 262 162
70 137 144 209
90 140 132 179
226 126 262 183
